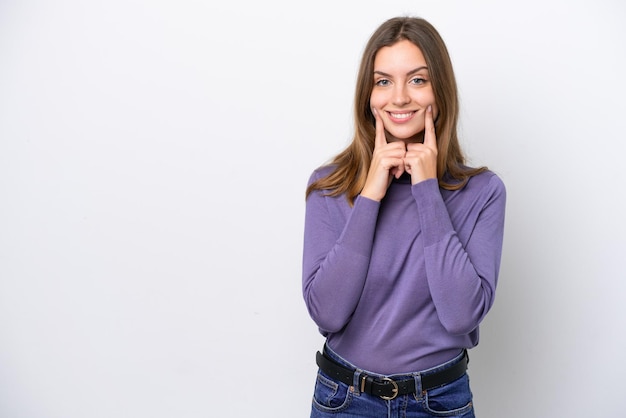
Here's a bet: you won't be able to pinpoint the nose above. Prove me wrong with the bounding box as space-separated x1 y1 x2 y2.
392 85 410 106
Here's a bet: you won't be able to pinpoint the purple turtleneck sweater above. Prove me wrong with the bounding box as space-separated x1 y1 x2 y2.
302 167 506 375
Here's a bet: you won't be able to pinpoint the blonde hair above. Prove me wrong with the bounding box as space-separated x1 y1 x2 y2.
306 16 486 205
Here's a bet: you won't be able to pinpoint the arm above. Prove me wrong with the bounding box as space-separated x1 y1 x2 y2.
413 175 507 335
302 181 380 333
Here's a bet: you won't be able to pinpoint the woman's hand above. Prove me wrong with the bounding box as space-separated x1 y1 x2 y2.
360 108 407 202
405 105 438 185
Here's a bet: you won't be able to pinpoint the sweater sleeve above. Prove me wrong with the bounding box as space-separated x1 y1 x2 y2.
412 175 507 335
302 179 380 333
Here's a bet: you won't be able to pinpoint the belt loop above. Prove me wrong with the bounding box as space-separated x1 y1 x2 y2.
413 373 424 399
352 369 364 395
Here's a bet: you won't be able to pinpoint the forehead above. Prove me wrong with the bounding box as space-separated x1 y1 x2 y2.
374 39 427 70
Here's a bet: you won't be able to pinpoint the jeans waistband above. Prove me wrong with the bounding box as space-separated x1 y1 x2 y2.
318 344 469 399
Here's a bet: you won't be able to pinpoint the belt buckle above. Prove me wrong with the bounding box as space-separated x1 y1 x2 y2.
379 377 399 400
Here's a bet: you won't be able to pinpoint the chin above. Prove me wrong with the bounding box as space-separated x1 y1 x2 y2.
392 131 423 141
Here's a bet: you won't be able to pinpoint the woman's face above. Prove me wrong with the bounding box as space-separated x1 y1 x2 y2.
370 39 438 143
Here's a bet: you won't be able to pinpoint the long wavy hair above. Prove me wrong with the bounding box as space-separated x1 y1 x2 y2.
306 16 486 205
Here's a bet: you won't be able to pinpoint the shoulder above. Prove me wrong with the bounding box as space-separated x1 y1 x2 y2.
463 170 507 210
467 170 505 193
307 164 337 185
443 169 506 203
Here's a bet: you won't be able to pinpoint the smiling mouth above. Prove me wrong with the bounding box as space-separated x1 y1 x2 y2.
387 111 415 121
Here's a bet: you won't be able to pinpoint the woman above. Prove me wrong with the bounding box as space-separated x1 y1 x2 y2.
302 16 506 417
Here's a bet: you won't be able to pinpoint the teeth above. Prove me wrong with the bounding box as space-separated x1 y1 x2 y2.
390 112 413 119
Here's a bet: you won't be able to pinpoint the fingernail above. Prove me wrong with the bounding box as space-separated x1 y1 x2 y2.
427 105 432 112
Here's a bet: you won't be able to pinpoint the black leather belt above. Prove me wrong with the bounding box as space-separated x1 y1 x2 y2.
315 350 468 400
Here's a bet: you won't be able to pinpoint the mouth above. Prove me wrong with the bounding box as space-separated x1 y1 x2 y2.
386 111 416 123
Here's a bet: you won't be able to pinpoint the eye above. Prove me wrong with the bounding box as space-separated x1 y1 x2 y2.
410 77 427 85
375 78 390 87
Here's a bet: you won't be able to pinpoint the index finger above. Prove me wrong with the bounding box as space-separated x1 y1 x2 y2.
424 105 437 149
372 108 387 148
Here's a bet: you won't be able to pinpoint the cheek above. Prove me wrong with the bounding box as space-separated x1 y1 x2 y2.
420 91 438 118
415 89 436 105
369 92 383 109
420 89 436 104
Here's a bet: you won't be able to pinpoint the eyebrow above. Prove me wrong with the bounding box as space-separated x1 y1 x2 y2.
373 66 429 77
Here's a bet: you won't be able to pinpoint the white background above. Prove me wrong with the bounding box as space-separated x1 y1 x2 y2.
1 1 625 417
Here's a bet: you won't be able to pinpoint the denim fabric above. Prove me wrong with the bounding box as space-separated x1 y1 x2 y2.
310 346 474 418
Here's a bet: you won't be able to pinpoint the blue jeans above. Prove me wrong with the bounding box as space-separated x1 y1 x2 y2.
310 346 475 418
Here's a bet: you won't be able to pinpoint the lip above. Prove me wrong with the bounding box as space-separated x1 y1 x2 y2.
386 110 416 124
